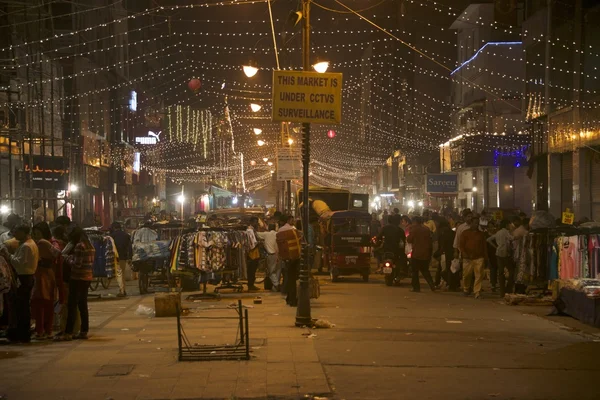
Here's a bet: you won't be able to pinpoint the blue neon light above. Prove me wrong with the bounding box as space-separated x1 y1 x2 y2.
451 42 522 75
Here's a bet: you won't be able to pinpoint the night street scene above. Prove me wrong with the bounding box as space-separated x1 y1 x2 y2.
1 0 600 399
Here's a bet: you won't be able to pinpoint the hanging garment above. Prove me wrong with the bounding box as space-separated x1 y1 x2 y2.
589 234 600 279
549 239 559 281
90 236 107 278
104 236 116 279
559 236 578 279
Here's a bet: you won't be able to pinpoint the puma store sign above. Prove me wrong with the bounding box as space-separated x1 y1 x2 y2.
135 130 161 145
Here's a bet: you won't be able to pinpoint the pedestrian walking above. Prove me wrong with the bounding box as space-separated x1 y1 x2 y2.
110 222 131 297
459 216 488 299
406 217 435 292
31 222 64 340
484 220 499 292
56 227 95 341
246 217 261 292
278 215 296 294
2 225 39 343
435 218 459 290
257 223 279 291
486 219 514 297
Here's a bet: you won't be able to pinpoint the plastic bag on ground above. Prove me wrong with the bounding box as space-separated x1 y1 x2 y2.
450 259 461 273
135 304 155 316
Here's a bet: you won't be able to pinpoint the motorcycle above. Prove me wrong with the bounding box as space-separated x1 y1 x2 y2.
382 252 397 286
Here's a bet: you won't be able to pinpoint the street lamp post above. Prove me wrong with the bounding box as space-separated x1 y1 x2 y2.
295 0 312 327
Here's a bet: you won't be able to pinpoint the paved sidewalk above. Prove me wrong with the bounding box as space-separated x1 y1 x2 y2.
0 284 332 400
2 274 600 400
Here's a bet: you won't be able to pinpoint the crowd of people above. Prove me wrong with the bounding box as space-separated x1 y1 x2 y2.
0 214 99 343
0 212 154 344
374 207 532 298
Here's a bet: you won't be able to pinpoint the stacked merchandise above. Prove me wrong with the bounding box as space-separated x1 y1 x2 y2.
132 241 171 263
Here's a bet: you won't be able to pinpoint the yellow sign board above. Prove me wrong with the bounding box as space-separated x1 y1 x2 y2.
492 210 503 221
272 71 342 124
561 208 574 225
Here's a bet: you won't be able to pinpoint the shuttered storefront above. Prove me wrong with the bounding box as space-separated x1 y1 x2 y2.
591 156 600 222
561 152 573 211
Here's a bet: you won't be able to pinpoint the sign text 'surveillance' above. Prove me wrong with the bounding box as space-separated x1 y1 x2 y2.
272 71 342 124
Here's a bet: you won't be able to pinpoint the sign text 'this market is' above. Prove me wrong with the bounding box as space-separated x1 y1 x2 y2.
272 71 343 125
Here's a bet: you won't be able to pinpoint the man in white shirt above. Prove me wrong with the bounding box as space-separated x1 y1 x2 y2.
257 223 279 291
487 219 514 296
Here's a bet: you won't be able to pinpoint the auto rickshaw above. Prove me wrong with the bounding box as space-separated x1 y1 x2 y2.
322 210 372 282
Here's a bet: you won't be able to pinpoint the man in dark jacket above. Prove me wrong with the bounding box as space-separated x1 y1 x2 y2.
110 222 131 297
376 214 406 280
406 217 435 292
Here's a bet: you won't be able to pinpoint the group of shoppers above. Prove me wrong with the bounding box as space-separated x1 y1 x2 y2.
246 213 303 307
375 208 530 299
0 214 95 343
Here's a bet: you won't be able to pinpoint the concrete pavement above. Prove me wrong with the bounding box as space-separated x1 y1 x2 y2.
0 275 599 399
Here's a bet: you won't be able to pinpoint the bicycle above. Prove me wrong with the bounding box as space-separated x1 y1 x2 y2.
88 277 112 291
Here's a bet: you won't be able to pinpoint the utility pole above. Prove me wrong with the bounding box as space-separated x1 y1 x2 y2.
295 0 312 327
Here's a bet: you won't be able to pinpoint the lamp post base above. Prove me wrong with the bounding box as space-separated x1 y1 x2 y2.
295 245 312 327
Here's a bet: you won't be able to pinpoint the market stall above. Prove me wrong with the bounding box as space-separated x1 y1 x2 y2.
511 224 600 327
168 228 255 293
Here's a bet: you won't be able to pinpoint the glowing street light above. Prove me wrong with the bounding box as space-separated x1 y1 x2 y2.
177 194 185 204
250 103 262 112
257 140 265 146
250 160 256 166
472 187 478 192
69 184 78 193
263 157 268 162
287 138 294 145
313 61 329 73
0 205 9 214
267 161 273 166
253 128 263 135
243 64 258 78
408 200 415 208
